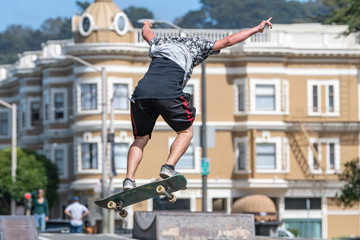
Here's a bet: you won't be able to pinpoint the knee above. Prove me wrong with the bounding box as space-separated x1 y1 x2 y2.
132 135 150 149
178 126 193 138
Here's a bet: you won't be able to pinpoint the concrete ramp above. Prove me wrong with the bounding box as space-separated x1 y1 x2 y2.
133 211 255 240
0 216 38 240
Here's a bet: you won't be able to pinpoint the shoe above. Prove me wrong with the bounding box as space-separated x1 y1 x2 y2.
159 164 180 179
123 178 136 190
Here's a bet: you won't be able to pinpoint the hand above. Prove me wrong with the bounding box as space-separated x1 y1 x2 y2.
45 216 49 222
257 17 273 33
143 20 153 28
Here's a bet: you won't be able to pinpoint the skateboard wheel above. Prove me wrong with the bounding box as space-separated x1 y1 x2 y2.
119 209 128 218
107 201 116 209
168 193 177 203
156 185 165 194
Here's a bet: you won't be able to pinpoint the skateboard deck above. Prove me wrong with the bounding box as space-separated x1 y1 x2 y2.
94 175 187 217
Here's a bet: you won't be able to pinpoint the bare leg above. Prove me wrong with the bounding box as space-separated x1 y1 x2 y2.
126 135 150 181
166 126 193 166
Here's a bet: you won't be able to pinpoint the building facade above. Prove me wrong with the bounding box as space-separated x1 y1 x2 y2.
1 0 360 238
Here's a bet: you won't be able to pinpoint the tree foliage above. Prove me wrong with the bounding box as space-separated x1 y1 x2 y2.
323 0 360 34
124 6 154 28
336 159 360 207
175 0 332 29
0 148 59 214
76 1 91 13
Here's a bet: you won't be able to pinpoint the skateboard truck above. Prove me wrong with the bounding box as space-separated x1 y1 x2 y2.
156 185 177 203
107 200 128 218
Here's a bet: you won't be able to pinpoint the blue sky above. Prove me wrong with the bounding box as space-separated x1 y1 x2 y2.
0 0 202 31
0 0 309 32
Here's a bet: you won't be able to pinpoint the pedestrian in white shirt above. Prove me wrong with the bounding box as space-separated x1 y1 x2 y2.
64 196 89 233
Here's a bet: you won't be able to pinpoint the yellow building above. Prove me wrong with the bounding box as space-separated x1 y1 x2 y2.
0 0 360 238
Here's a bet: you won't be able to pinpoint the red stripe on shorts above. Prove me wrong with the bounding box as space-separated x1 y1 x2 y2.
181 96 194 123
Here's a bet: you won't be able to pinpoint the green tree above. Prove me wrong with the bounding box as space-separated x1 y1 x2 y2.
175 0 332 29
0 148 59 214
124 6 154 28
323 0 360 34
336 159 360 207
76 1 91 13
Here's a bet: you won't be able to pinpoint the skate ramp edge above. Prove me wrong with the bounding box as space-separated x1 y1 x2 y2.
0 216 38 240
133 211 255 240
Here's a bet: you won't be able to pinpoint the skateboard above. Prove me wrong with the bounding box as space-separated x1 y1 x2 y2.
94 175 187 218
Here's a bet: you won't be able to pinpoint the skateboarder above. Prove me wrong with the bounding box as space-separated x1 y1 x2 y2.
123 17 273 190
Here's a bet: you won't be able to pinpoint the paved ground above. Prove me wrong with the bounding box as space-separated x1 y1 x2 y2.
38 233 296 240
39 233 135 240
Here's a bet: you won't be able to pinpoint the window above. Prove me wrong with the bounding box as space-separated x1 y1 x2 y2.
113 84 129 110
0 112 8 136
237 142 246 171
176 143 194 169
312 85 318 112
256 143 276 169
308 80 339 116
54 93 65 120
238 84 245 111
183 84 194 106
81 84 97 110
44 91 49 121
234 79 247 114
284 219 322 239
114 143 129 169
55 149 65 175
328 85 334 112
313 143 319 170
81 143 98 169
308 139 322 174
326 139 340 173
329 143 335 170
31 102 40 125
21 99 26 128
256 85 275 111
285 198 321 210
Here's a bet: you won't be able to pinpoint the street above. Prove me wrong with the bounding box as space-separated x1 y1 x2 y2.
38 233 135 240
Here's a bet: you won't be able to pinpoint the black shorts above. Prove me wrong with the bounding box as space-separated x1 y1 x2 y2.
130 94 196 138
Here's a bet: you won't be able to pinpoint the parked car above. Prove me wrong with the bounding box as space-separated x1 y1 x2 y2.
45 219 70 233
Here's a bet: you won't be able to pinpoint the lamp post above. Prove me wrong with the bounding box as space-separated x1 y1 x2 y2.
55 55 110 233
137 19 209 212
0 99 17 215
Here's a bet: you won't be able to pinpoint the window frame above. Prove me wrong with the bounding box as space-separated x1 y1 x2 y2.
234 137 249 174
234 78 247 115
51 88 68 122
76 135 102 174
0 109 10 138
307 79 339 117
249 78 282 115
51 144 68 179
107 77 132 114
112 131 133 173
76 78 101 115
308 138 322 175
255 133 285 173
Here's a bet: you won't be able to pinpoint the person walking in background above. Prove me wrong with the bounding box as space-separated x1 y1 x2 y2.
64 196 89 233
32 188 49 232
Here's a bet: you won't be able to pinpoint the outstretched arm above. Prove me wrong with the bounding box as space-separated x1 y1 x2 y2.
213 17 273 51
142 20 155 44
